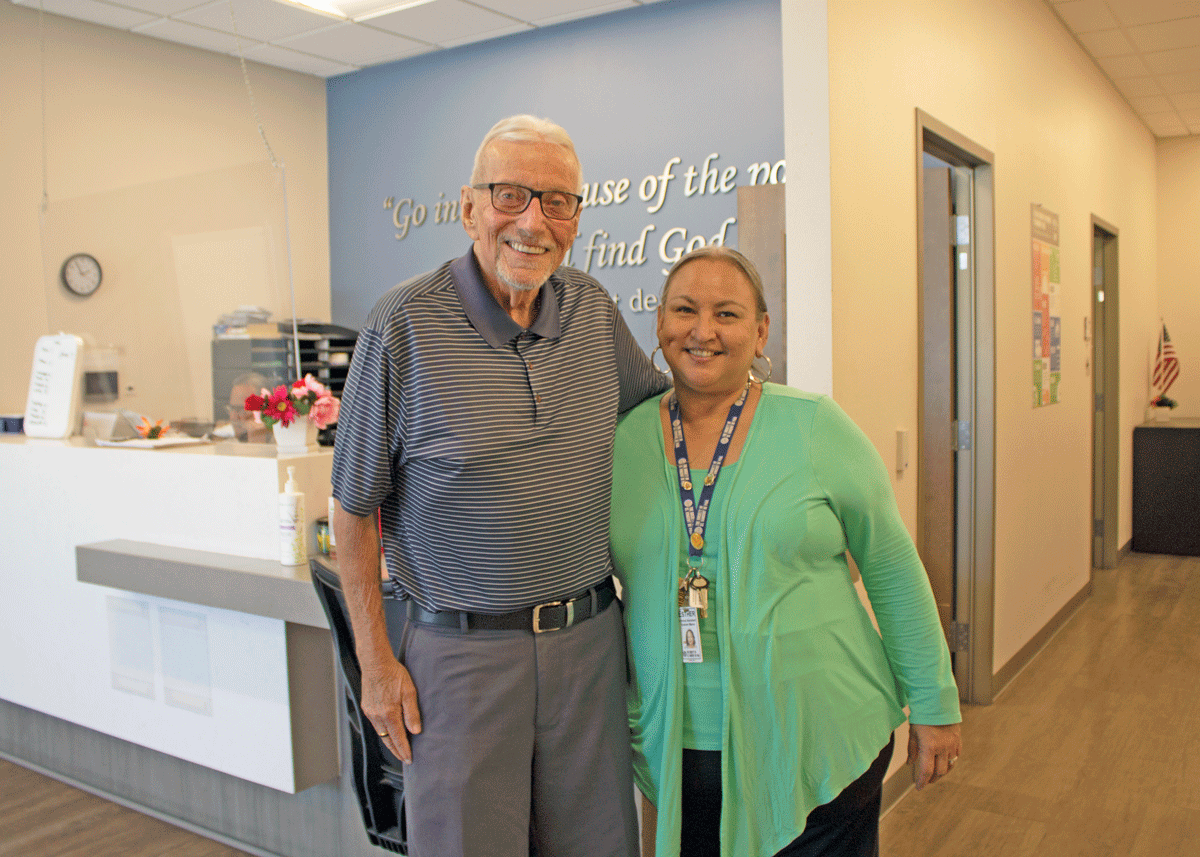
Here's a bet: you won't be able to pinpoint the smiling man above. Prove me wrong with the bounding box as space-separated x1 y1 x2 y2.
331 115 668 857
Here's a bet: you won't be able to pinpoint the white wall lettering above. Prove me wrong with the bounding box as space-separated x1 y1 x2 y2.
657 218 737 274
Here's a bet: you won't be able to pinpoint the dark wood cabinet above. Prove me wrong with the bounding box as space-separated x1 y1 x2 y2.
1132 419 1200 556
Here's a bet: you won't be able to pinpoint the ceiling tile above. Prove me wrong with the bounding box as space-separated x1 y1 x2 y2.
531 1 635 27
25 0 157 29
436 22 532 47
1155 68 1200 92
1076 28 1136 57
1142 111 1190 135
1141 44 1200 73
1053 0 1119 33
241 42 359 75
1125 16 1200 53
475 0 627 21
1170 90 1200 108
1130 94 1174 113
1104 0 1200 28
175 0 333 42
133 17 260 52
1096 53 1152 77
107 0 213 16
1115 75 1166 97
277 21 431 65
364 0 516 43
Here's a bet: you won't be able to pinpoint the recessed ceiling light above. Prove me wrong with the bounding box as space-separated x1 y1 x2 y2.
270 0 436 22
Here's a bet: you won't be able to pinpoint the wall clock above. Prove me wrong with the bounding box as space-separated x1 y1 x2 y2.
61 253 103 297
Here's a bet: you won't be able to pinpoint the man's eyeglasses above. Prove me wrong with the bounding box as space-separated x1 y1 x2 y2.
473 183 583 221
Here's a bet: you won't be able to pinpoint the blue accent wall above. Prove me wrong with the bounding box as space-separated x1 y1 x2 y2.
327 0 782 349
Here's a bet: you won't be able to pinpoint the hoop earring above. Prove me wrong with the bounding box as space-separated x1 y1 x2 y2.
650 346 671 375
749 354 773 384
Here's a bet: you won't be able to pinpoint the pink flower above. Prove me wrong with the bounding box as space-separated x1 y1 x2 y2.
300 374 329 397
309 395 340 429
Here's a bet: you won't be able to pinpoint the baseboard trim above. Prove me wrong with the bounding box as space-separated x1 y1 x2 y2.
991 578 1092 699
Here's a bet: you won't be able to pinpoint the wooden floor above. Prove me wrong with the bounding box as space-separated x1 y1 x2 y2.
2 551 1196 857
881 550 1200 857
0 758 254 857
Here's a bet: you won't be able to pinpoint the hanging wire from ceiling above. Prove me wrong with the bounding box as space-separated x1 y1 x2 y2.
38 3 48 217
227 0 304 388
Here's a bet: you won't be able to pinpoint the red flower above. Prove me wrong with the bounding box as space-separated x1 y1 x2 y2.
244 393 265 412
266 385 298 427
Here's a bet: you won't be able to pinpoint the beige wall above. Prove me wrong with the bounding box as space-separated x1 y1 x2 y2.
0 3 329 417
824 0 1160 673
1156 137 1200 419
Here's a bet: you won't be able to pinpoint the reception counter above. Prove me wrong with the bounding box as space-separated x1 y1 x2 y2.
0 435 380 855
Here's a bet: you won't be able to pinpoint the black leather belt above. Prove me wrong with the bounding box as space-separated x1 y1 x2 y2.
405 577 617 634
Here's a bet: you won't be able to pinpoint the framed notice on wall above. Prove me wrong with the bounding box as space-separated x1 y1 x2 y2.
1031 206 1061 407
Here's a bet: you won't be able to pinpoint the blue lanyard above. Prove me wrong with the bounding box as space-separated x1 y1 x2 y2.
668 381 750 577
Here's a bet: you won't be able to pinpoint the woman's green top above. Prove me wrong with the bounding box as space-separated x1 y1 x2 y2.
609 384 960 857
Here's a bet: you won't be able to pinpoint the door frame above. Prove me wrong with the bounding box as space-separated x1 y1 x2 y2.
915 109 996 705
1091 216 1120 570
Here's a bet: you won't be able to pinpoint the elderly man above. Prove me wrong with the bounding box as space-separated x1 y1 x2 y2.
331 115 668 857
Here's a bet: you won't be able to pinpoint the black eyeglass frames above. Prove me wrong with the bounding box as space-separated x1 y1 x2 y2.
472 183 583 220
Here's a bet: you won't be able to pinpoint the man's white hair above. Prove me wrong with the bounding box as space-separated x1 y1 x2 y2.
470 115 582 192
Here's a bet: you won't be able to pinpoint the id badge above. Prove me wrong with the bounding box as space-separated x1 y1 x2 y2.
678 575 709 618
680 607 702 663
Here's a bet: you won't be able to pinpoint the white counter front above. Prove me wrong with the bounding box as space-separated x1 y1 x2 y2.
0 435 337 793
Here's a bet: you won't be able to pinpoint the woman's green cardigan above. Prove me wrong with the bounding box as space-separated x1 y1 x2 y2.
609 384 960 857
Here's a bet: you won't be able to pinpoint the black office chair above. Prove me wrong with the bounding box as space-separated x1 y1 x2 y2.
310 557 407 854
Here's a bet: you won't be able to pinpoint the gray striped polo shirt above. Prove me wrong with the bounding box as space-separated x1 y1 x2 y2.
331 249 670 613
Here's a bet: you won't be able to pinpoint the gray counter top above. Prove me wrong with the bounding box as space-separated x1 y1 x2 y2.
76 539 329 628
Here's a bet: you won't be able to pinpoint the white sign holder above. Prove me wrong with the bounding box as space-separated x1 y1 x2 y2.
24 333 85 438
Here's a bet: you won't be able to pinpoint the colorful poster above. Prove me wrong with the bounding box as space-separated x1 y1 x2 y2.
1032 206 1061 407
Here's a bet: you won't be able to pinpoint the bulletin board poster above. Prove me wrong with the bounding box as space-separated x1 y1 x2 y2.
1031 206 1061 407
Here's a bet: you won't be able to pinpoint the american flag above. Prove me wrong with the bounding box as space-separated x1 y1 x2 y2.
1152 323 1180 394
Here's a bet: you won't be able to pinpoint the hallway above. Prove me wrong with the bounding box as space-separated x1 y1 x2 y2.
881 551 1200 856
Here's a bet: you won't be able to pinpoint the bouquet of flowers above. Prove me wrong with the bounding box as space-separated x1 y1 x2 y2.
1150 393 1177 409
244 374 340 429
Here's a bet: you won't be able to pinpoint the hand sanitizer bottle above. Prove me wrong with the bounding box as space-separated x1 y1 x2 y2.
279 466 306 566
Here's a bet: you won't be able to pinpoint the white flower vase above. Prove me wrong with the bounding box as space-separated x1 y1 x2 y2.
272 418 318 455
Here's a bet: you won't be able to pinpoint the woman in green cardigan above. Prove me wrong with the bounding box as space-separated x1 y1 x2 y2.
609 247 961 857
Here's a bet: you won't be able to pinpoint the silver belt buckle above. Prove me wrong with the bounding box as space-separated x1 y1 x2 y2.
532 599 574 633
